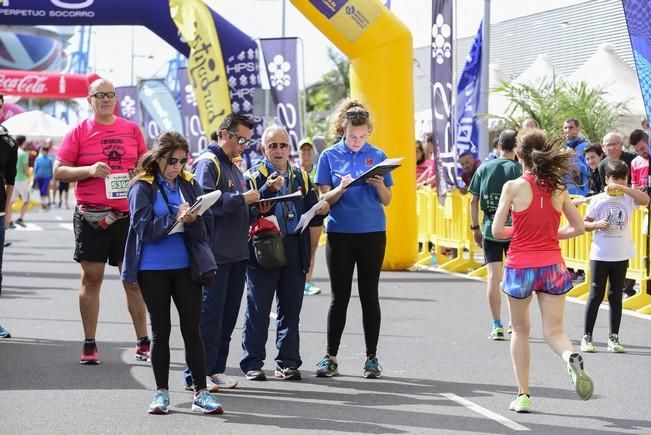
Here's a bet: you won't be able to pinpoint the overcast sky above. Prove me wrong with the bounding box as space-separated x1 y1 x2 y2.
85 0 587 87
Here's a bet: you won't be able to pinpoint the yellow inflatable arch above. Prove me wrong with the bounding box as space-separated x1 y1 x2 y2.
291 0 416 269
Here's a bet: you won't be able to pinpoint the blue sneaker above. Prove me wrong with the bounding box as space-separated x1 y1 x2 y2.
148 390 170 415
363 357 382 379
315 356 338 377
192 391 224 414
304 282 321 295
0 325 10 338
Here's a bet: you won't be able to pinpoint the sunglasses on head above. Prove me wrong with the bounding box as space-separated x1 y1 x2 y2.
345 110 369 120
90 91 116 99
167 156 188 166
267 142 289 150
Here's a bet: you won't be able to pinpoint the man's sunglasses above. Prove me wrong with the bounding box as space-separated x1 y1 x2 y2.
167 157 188 166
90 91 116 99
267 142 289 150
225 130 253 147
345 110 369 120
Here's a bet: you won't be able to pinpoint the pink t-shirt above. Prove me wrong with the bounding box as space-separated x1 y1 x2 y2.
630 155 649 189
58 117 147 212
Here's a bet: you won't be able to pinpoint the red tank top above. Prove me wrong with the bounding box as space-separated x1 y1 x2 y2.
505 172 564 268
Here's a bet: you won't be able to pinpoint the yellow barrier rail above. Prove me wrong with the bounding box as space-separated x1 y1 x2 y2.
414 186 651 315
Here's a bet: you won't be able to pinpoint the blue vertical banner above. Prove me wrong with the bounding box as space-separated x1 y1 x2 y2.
138 80 183 148
622 0 651 123
178 67 208 155
115 86 141 125
431 0 456 199
260 37 303 153
455 21 482 159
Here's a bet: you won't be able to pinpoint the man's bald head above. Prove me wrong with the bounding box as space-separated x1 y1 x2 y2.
88 78 114 95
602 132 623 159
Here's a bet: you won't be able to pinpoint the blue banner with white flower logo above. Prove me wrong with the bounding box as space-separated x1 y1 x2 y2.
115 86 141 125
455 21 482 160
260 37 303 153
177 67 207 155
622 0 651 123
431 0 456 199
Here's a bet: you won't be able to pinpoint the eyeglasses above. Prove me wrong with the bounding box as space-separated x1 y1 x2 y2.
345 110 369 120
167 157 188 166
90 91 116 99
226 130 253 147
267 142 289 150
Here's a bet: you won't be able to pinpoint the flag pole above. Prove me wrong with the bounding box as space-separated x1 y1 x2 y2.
478 0 490 159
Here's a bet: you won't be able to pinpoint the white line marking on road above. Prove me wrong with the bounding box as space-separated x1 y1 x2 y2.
14 223 43 231
440 393 530 432
59 223 74 231
55 216 63 221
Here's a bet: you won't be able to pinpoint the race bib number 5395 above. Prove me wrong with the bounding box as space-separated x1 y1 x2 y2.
105 173 130 199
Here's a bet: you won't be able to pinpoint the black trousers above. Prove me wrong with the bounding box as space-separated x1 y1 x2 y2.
325 232 386 357
138 268 206 390
585 260 628 336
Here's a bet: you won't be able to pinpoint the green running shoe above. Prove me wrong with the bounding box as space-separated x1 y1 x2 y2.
509 394 531 413
567 353 594 400
315 356 339 377
580 334 596 353
607 334 625 353
488 326 505 341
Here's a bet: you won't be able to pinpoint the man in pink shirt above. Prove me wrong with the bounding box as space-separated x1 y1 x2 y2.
629 129 649 192
54 78 149 365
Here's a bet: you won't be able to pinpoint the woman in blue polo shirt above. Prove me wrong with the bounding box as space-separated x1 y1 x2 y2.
314 99 393 379
122 131 222 415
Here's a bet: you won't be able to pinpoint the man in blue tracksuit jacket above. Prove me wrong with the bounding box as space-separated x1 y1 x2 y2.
184 113 261 391
239 125 329 381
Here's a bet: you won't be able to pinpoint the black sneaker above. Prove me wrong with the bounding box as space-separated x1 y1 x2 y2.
363 357 382 379
15 218 25 228
275 366 301 380
315 355 339 377
245 369 266 381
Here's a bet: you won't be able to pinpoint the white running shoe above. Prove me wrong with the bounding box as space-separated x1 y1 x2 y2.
209 373 238 389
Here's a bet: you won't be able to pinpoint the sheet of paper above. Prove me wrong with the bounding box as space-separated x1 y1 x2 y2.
294 201 322 234
167 190 222 234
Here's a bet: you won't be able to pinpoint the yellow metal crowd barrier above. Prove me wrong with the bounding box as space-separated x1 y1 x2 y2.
415 186 651 315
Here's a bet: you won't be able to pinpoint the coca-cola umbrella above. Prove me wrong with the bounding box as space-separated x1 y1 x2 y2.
2 110 70 140
0 69 100 99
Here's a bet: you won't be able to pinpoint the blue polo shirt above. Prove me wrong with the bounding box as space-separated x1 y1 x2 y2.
139 174 191 271
315 140 393 233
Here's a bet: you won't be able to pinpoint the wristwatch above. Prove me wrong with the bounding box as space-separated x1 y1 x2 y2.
470 224 480 231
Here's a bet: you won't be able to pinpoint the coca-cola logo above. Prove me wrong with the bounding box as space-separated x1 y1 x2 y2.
50 0 94 9
0 75 48 94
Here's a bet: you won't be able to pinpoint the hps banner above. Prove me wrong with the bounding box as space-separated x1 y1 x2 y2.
455 21 482 160
431 0 456 199
260 37 303 152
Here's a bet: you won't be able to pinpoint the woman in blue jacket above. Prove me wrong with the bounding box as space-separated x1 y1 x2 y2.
122 131 221 415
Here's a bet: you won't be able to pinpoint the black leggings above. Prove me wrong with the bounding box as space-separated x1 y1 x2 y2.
584 259 628 336
138 269 206 390
325 232 386 357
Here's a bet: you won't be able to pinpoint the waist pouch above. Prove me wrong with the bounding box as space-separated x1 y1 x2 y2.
78 206 128 230
252 231 287 269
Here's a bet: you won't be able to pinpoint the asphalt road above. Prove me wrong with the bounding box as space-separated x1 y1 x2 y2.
1 207 650 434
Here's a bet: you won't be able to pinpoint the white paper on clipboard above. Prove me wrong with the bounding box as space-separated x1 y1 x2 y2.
168 190 222 234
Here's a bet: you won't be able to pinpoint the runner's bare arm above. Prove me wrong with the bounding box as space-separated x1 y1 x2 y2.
54 160 111 182
558 190 585 239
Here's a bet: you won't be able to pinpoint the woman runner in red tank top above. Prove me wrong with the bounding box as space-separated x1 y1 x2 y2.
492 129 594 413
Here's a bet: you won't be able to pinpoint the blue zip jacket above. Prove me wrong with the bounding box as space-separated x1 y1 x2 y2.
244 159 323 273
192 145 250 264
121 170 216 284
